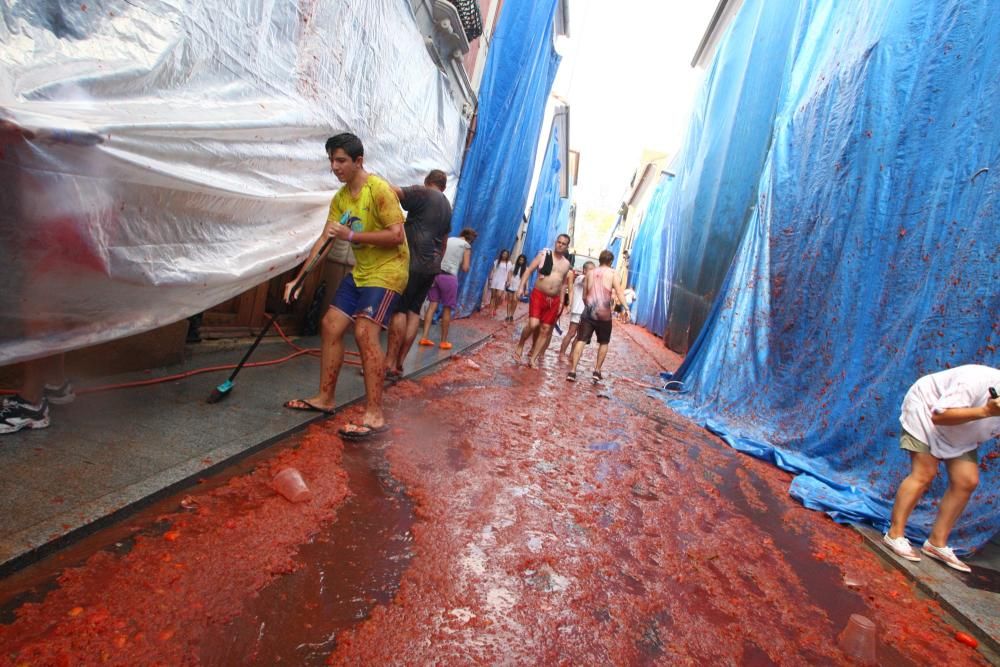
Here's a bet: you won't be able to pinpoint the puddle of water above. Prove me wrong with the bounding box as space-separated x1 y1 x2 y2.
199 444 415 665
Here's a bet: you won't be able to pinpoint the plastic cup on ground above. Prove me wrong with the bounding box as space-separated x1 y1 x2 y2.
272 468 311 503
838 614 877 665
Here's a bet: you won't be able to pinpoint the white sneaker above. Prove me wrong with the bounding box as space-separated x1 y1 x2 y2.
882 534 921 562
921 540 971 573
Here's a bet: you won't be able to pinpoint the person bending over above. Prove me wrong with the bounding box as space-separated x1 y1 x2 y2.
882 365 1000 571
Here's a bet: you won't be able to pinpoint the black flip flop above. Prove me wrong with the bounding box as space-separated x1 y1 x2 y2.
283 399 336 415
338 423 391 441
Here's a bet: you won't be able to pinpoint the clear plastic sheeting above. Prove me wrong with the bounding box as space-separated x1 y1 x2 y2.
628 173 675 335
660 0 1000 552
451 0 561 316
0 0 467 364
521 125 568 264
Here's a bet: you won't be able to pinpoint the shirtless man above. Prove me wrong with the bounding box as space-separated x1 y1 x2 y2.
567 250 628 382
513 233 575 368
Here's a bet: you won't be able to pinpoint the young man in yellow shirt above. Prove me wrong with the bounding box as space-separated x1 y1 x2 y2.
283 133 409 440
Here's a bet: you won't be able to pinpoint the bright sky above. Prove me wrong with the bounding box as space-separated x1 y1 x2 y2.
556 0 719 218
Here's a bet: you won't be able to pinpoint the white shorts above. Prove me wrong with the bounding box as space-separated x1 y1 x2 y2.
570 311 583 324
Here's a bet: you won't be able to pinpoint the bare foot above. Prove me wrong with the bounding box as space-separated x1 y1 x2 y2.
512 345 523 363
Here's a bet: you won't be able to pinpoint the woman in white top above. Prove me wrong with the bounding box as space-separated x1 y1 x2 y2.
505 254 528 322
487 249 513 318
882 364 1000 572
559 261 593 357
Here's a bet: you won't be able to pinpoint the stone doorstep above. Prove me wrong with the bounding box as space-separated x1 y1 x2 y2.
855 524 1000 659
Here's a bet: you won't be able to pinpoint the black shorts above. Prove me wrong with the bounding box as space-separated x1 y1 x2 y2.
577 317 612 345
397 271 437 314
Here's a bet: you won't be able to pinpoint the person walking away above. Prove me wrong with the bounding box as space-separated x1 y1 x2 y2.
567 250 627 382
513 234 575 368
622 286 637 324
282 133 408 441
487 249 513 318
559 261 593 358
882 365 1000 571
506 254 528 321
419 228 477 349
385 170 452 379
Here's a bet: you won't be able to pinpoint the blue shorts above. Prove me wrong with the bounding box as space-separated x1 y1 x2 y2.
330 274 400 329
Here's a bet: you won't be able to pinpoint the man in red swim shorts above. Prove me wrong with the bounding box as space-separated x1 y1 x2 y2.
513 233 575 368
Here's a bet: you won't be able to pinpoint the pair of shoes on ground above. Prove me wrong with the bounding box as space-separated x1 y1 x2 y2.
0 395 50 434
0 382 75 434
566 370 603 383
418 338 452 349
882 533 971 572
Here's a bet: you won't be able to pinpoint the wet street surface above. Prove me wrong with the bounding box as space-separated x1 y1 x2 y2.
0 320 990 665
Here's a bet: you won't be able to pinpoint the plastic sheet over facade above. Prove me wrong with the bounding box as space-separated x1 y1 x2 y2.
522 125 569 264
628 173 675 335
451 0 561 316
659 0 1000 552
0 0 468 364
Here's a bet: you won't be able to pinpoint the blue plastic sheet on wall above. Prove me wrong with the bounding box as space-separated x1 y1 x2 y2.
522 125 569 263
660 0 801 354
607 236 622 261
628 173 675 335
658 0 1000 553
450 0 561 315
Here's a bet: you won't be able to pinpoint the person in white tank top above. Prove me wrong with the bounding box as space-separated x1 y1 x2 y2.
559 262 593 357
487 249 513 317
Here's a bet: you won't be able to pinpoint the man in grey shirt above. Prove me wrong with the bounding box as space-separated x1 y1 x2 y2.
385 170 452 378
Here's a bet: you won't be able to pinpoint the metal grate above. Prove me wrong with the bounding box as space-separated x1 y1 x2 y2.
444 0 483 41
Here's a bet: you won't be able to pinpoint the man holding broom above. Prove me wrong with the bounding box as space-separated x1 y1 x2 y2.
282 133 408 441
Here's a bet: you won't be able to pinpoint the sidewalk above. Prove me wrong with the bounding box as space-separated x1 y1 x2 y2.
0 315 504 575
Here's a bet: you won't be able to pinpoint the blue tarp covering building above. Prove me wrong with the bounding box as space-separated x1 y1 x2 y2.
653 0 1000 552
450 0 561 316
628 173 676 335
522 125 570 263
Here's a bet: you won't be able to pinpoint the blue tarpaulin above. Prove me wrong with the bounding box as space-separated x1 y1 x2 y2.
522 125 569 263
655 0 1000 553
662 0 800 353
450 0 561 315
628 173 676 335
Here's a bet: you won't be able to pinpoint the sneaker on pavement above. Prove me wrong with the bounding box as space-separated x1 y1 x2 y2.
418 338 434 346
921 540 971 572
44 380 76 405
0 396 50 434
440 341 453 350
882 534 921 562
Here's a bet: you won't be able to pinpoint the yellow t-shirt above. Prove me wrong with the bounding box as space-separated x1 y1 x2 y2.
327 174 409 293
